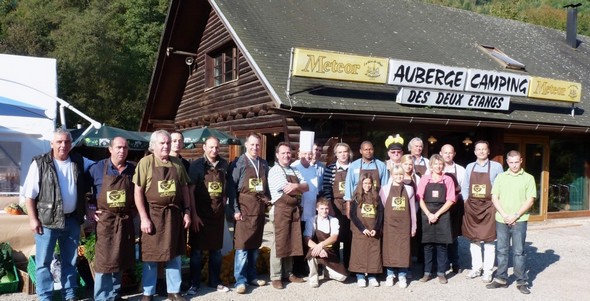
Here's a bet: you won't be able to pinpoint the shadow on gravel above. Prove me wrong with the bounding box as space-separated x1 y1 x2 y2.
524 242 559 286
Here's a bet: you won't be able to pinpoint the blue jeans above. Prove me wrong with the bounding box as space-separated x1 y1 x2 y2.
386 267 408 278
94 272 122 301
234 249 258 286
142 256 182 295
190 249 222 287
496 221 528 285
447 237 459 268
35 216 81 301
423 243 447 276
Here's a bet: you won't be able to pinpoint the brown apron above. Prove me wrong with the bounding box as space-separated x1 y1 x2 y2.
445 166 464 238
348 194 382 274
273 169 303 258
359 164 381 191
94 161 135 273
414 158 428 177
462 163 496 242
191 158 226 250
382 184 411 268
305 216 348 276
234 157 269 249
141 155 185 262
421 180 452 244
331 168 347 218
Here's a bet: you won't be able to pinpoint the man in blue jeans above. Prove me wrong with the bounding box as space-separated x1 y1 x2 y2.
23 128 93 301
487 150 536 295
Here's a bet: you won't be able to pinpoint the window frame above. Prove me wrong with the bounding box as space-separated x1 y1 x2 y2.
206 42 238 88
478 44 526 71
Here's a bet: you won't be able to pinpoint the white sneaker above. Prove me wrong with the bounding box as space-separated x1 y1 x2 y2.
465 269 482 279
309 280 319 288
398 276 408 289
368 277 380 287
481 273 493 283
185 285 199 295
385 275 395 287
216 284 230 292
357 278 367 287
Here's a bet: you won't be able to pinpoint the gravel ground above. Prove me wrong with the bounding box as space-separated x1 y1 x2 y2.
3 217 589 301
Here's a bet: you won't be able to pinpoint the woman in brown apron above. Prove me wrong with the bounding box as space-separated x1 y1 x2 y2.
462 163 497 280
188 155 228 292
416 155 455 284
381 165 416 288
349 174 383 288
93 160 135 301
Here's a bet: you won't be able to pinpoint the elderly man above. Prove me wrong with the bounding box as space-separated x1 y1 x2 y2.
385 134 404 172
321 142 353 268
228 133 270 294
88 137 136 301
133 130 191 301
408 137 429 176
344 141 389 212
461 140 504 283
487 150 536 295
268 142 308 289
186 136 228 295
23 128 93 301
440 144 466 274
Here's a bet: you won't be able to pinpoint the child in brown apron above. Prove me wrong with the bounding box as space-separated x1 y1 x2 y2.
349 174 384 288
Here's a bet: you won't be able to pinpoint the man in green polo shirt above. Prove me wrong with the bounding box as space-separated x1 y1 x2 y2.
486 150 536 295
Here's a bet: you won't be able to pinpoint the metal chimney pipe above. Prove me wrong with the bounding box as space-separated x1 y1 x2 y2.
564 3 581 48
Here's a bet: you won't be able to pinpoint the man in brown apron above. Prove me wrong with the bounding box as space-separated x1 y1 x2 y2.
186 136 229 295
409 137 430 177
304 198 348 288
227 133 271 294
460 140 504 283
88 137 136 301
133 130 192 301
321 142 352 268
268 142 308 289
440 144 466 274
344 141 389 216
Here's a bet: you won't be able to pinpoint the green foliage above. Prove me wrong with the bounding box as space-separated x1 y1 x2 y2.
81 232 97 263
0 0 168 130
0 242 14 280
420 0 590 37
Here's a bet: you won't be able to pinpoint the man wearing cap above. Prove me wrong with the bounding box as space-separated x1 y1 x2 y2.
385 134 405 172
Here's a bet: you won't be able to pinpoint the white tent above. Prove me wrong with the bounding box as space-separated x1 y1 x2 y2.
0 54 57 197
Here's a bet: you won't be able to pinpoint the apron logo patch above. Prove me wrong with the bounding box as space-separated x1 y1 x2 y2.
338 181 345 192
249 178 264 192
392 196 406 211
432 190 439 198
158 180 177 197
471 184 486 198
208 181 222 196
361 203 376 218
107 190 126 208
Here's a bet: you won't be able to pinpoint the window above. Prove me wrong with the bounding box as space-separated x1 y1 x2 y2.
0 142 21 195
479 45 526 71
207 43 238 87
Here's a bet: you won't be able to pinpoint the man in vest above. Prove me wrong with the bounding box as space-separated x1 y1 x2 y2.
23 128 93 301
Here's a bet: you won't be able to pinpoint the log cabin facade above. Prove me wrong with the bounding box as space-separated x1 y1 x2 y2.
140 0 590 220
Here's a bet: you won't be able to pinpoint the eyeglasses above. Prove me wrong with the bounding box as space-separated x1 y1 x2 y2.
389 150 402 154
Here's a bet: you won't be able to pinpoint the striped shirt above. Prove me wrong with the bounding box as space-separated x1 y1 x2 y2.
321 162 349 201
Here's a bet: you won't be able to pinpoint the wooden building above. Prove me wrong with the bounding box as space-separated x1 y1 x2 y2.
140 0 590 220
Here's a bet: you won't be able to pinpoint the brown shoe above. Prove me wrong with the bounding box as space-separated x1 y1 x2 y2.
140 295 153 301
167 293 186 301
271 280 284 289
288 275 305 283
438 275 448 284
419 274 431 282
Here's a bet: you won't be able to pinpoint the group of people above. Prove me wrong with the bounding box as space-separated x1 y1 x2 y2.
23 129 536 301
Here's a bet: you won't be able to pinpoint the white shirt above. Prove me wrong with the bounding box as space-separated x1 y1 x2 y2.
268 164 306 211
304 214 340 238
291 160 319 222
23 159 77 214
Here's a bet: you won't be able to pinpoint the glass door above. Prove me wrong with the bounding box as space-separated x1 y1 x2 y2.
503 135 549 221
